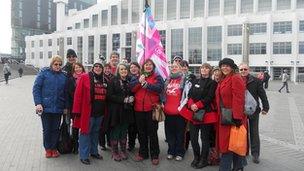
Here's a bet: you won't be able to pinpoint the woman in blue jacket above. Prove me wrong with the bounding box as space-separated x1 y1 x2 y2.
32 55 67 158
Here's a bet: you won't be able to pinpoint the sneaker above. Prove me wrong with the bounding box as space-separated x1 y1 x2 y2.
151 158 159 165
91 153 103 160
252 156 260 164
175 156 183 161
134 153 145 162
45 150 52 158
51 150 60 158
167 154 174 160
80 159 90 165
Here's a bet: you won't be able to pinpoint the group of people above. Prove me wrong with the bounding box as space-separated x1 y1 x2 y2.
32 49 270 171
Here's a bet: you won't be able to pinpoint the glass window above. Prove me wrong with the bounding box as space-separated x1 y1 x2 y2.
188 27 202 64
277 0 291 10
77 37 83 63
194 0 204 18
75 23 81 29
273 42 292 54
241 0 253 13
227 44 242 55
298 0 304 8
300 20 304 32
92 14 98 27
31 52 35 59
111 6 118 25
250 43 267 54
154 0 164 21
83 19 89 28
67 27 72 30
207 26 222 61
31 41 35 47
121 0 128 24
299 41 304 54
39 52 43 59
48 39 52 46
88 36 94 64
250 23 267 35
48 51 52 59
208 0 220 16
100 35 107 58
126 33 132 46
273 21 292 34
39 40 43 47
132 0 139 23
171 29 183 61
101 10 108 26
224 0 236 15
67 37 72 45
180 0 190 19
189 66 200 77
227 24 242 36
159 30 166 53
57 38 60 46
112 33 120 51
167 0 177 20
258 0 272 12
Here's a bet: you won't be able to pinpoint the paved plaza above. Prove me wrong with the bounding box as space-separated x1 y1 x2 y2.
0 76 304 171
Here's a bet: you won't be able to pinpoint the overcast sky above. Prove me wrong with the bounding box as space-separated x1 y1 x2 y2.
0 0 11 54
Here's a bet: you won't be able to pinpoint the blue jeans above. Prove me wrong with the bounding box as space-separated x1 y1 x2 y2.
41 113 62 150
79 116 103 160
219 152 247 171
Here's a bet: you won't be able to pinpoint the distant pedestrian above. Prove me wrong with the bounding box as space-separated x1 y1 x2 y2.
18 67 23 77
32 55 67 158
278 69 290 93
3 63 11 84
263 70 270 89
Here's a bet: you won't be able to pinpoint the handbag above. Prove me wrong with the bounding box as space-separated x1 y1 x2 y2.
152 104 165 122
57 117 73 154
192 109 205 122
228 125 247 156
220 90 234 125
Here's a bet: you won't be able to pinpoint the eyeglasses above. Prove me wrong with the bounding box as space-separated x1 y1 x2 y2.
67 56 76 58
53 63 62 66
239 68 248 71
94 65 103 68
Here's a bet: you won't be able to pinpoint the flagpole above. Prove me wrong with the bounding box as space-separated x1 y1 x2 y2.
143 0 149 64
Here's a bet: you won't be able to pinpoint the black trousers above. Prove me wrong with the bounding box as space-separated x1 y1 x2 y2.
249 113 260 157
128 122 138 148
279 82 289 92
4 74 9 83
190 123 213 160
263 80 269 89
164 115 186 157
135 111 159 159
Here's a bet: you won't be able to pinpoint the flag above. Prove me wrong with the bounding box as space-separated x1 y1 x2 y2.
136 6 169 80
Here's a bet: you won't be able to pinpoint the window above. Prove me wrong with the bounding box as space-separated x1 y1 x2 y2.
112 34 120 51
227 44 242 55
67 37 72 45
224 0 236 15
48 39 52 46
250 67 267 72
207 26 222 61
188 27 202 64
48 51 52 58
92 14 98 27
189 66 200 77
277 0 291 10
273 21 292 34
194 0 204 17
39 52 43 59
31 52 35 59
31 41 35 47
121 0 128 24
100 35 107 58
208 0 220 16
101 10 108 26
77 37 83 63
250 23 267 35
167 0 177 20
83 19 89 28
67 27 72 30
132 0 139 23
75 23 81 29
111 5 118 25
159 30 166 53
126 33 132 46
258 0 272 12
250 43 267 54
300 20 304 32
299 41 304 54
227 24 242 36
154 0 164 21
88 36 94 64
57 38 60 46
241 0 253 13
298 0 304 8
171 29 183 61
180 0 190 19
273 42 292 54
39 40 43 47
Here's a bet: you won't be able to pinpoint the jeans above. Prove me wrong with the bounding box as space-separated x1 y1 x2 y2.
165 115 186 157
190 123 213 160
249 113 260 157
219 152 247 171
79 116 103 160
41 113 62 150
135 111 159 159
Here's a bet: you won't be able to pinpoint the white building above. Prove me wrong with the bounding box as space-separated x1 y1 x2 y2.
25 0 304 81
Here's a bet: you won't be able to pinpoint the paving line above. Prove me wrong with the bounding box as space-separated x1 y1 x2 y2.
288 97 304 148
260 134 304 152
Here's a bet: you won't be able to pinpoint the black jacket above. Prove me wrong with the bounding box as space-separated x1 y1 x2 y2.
66 76 77 111
246 74 270 115
106 76 134 127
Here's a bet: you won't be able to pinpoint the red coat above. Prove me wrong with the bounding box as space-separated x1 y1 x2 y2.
215 74 247 153
72 73 92 134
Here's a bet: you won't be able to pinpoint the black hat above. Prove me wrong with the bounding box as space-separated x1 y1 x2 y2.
67 49 77 58
219 58 238 70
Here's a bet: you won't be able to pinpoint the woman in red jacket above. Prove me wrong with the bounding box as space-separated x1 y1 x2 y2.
130 59 164 165
216 58 247 171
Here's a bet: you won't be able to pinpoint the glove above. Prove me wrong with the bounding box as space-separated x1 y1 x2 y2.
233 119 242 127
128 96 134 103
124 97 129 103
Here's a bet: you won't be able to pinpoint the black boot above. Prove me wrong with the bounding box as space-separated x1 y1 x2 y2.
72 128 79 154
196 157 208 168
191 154 200 168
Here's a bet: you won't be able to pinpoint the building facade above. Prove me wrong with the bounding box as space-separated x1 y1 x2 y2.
11 0 97 60
25 0 304 81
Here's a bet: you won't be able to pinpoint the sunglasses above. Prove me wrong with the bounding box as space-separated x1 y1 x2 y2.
239 68 248 71
53 63 62 66
67 56 76 58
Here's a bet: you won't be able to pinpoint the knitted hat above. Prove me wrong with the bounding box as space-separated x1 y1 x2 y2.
66 49 77 58
93 59 104 66
173 55 182 62
219 58 238 70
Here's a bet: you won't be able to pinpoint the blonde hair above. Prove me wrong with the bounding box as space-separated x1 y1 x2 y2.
50 55 63 67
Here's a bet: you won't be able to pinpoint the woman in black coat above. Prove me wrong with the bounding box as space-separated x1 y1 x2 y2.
107 63 134 161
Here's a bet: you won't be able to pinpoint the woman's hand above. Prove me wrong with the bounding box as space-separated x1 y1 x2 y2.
36 104 43 114
190 104 198 112
139 75 146 84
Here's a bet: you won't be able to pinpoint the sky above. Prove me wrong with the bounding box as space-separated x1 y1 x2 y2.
0 0 11 54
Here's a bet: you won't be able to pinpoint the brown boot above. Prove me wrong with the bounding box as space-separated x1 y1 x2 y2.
111 140 121 161
119 138 128 160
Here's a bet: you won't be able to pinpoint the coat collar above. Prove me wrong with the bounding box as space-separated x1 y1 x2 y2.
246 74 255 85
